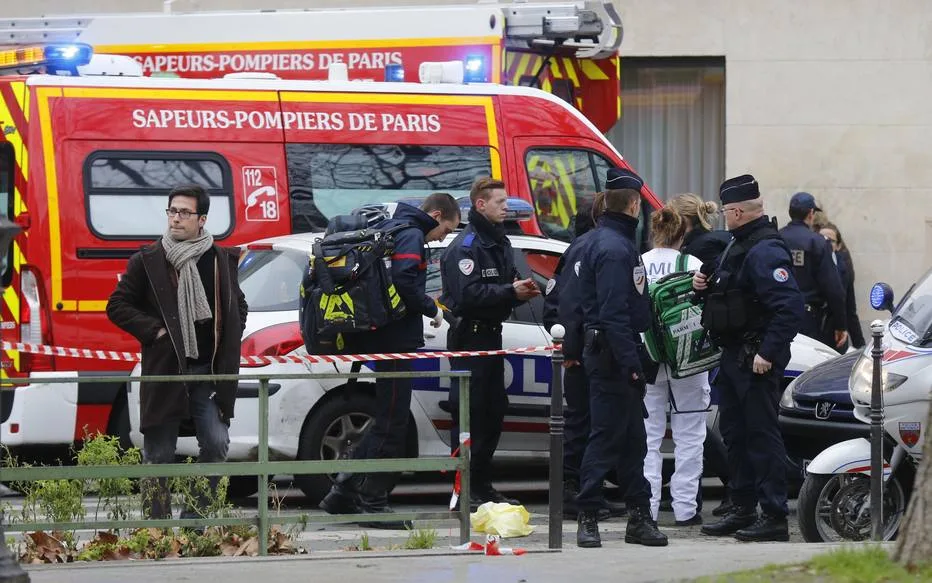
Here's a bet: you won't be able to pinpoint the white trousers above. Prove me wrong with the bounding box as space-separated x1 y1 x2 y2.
643 370 710 522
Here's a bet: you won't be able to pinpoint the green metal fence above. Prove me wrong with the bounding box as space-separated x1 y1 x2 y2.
0 369 472 555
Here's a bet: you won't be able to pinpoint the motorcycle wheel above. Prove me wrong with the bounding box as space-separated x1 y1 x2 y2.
798 473 906 542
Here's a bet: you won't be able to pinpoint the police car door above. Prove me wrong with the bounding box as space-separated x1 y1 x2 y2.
497 238 564 453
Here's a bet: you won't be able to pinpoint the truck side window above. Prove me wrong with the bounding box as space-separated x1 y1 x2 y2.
525 148 653 251
525 148 602 242
285 144 492 233
83 152 234 239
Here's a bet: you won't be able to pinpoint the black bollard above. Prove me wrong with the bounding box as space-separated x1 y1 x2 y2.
0 217 29 582
869 320 885 542
548 325 566 550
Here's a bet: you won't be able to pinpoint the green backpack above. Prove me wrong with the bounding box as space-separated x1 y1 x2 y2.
644 254 722 379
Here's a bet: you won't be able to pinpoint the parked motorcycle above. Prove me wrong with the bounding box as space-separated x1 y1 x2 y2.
797 275 930 542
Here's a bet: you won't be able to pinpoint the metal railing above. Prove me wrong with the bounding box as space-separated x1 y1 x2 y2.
0 369 472 555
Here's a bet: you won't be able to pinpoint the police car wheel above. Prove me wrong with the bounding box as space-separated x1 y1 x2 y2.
294 391 378 504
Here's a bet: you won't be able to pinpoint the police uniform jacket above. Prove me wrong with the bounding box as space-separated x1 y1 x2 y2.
681 227 733 265
439 208 523 323
779 220 846 330
720 216 805 369
579 212 651 372
370 203 440 349
542 230 596 361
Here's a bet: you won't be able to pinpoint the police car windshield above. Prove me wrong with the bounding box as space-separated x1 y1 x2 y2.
890 268 932 345
238 249 306 312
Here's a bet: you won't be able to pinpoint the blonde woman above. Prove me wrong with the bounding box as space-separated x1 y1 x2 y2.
669 193 731 264
641 204 711 526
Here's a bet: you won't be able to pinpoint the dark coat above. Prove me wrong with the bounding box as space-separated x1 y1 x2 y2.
106 241 248 433
367 203 439 349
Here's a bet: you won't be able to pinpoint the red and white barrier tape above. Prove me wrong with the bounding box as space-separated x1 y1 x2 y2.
1 340 554 367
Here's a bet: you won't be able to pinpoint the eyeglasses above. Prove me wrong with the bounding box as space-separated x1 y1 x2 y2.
166 208 198 219
719 207 740 215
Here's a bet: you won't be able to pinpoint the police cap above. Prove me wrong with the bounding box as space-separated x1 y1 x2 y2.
719 174 760 205
605 167 644 191
789 191 821 213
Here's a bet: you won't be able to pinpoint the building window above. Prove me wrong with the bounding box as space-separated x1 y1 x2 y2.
606 58 725 203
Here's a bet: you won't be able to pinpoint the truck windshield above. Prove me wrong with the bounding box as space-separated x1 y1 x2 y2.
0 143 13 287
889 268 932 346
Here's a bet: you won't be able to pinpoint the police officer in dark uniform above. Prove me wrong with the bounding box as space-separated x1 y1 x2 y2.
440 177 540 506
695 175 804 542
779 192 847 349
574 170 667 549
543 195 625 520
319 193 461 527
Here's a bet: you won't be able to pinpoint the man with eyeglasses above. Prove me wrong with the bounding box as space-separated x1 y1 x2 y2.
693 175 804 543
107 184 248 521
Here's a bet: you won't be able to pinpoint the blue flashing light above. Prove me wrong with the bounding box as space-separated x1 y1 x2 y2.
870 283 891 311
384 63 405 82
463 55 487 83
44 43 93 74
455 196 534 225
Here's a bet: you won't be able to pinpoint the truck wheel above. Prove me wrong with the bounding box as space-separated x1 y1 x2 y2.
798 473 906 542
294 392 376 505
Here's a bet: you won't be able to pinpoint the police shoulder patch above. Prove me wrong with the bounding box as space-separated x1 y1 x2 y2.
633 265 646 295
545 278 556 295
458 258 475 276
772 267 790 282
573 261 581 276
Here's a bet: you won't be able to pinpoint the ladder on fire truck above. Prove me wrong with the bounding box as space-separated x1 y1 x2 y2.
0 1 622 60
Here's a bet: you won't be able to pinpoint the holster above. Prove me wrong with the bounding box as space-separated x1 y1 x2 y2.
736 334 762 370
446 314 465 350
583 329 615 375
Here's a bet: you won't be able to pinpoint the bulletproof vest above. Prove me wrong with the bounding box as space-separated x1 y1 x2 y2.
780 225 823 305
701 220 785 339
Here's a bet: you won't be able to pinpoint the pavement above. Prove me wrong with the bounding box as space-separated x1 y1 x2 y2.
23 540 851 583
9 478 853 582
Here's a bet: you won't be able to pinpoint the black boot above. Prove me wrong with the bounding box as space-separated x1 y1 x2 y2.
563 480 580 519
474 483 520 506
319 473 361 515
356 476 412 530
734 513 789 542
712 487 734 517
625 507 668 547
576 510 601 548
701 505 757 536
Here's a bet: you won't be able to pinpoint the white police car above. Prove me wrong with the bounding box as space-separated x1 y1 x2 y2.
127 206 839 502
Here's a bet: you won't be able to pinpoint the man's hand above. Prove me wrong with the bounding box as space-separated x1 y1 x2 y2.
834 329 848 348
563 359 580 369
752 354 772 375
156 328 167 339
429 310 444 328
692 271 708 291
513 278 541 300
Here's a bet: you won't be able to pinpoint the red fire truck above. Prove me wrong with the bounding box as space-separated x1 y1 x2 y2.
0 10 656 456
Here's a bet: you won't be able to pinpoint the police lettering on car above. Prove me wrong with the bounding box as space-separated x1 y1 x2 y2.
542 197 625 521
778 192 847 349
318 194 460 528
574 168 668 549
693 174 805 543
439 177 540 507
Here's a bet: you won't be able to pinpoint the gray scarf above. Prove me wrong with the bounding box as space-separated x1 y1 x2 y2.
161 230 214 359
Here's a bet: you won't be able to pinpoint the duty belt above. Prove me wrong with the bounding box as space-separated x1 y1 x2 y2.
804 303 825 313
464 319 503 334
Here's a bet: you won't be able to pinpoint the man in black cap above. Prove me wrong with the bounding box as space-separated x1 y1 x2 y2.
574 169 667 549
778 192 847 349
693 174 804 542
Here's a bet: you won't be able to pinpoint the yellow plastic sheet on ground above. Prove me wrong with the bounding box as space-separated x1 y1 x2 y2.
470 502 534 538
